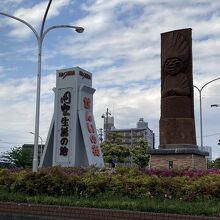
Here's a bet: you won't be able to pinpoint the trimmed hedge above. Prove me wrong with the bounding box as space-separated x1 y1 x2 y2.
0 166 219 202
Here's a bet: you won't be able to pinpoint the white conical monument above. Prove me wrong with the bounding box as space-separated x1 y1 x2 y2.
40 67 104 168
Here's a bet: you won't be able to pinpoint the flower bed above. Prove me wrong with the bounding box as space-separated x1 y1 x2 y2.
0 166 219 202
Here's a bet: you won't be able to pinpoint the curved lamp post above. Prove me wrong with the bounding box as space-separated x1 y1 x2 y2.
194 77 220 148
0 0 84 172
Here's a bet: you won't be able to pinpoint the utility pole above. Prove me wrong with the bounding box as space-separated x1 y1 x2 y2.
98 128 104 143
101 108 111 141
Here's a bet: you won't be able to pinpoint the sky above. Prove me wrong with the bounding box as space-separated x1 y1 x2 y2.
0 0 220 160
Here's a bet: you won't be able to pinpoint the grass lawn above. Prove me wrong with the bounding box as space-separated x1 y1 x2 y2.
0 189 219 217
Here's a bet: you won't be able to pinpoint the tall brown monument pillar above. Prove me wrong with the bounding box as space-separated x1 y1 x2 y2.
149 28 208 169
160 28 196 147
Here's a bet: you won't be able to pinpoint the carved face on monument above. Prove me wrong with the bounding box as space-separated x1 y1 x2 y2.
161 32 191 98
164 57 184 76
162 32 189 75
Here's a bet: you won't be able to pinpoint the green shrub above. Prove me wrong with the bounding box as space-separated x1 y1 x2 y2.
1 166 220 202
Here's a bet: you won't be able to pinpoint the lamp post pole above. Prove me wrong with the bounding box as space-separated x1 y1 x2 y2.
0 0 84 172
194 77 220 148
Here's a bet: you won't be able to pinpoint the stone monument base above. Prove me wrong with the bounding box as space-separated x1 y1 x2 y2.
148 148 209 169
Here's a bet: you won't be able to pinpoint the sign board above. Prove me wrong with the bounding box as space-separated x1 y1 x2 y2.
40 67 104 168
78 85 104 167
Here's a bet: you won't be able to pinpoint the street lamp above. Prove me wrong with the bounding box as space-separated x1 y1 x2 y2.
194 77 220 147
211 104 220 107
29 132 43 161
0 0 84 172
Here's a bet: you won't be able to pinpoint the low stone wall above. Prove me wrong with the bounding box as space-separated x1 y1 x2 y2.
0 202 218 220
150 154 207 169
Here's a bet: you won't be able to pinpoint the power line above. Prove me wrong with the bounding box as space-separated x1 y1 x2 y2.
196 132 220 138
204 133 220 137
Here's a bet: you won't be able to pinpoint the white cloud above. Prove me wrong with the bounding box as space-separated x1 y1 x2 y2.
70 0 220 158
0 74 55 150
0 0 26 11
1 0 24 3
1 0 220 159
93 83 160 141
0 66 4 75
2 0 71 39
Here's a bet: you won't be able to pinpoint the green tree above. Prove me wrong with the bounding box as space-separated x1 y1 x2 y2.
0 146 32 168
101 132 130 164
131 139 150 168
208 157 220 169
